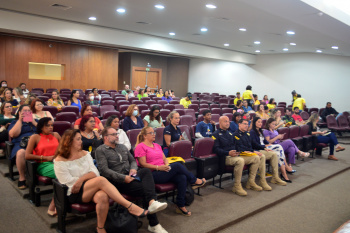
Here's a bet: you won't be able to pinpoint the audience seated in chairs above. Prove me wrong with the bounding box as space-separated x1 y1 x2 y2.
270 109 285 129
25 117 60 216
24 93 38 106
0 87 6 100
264 118 310 168
267 98 276 110
242 100 254 113
92 88 102 104
145 86 152 96
179 93 192 109
307 113 345 161
292 107 305 125
125 89 135 101
47 90 65 111
85 91 99 106
134 86 140 97
262 95 269 105
1 88 19 107
9 104 38 189
250 117 294 183
161 90 173 104
0 80 7 88
157 88 164 98
253 94 260 105
12 87 24 104
31 98 54 121
255 104 269 120
135 126 206 217
212 116 260 196
234 118 287 190
105 115 131 151
121 85 130 96
74 105 104 131
123 104 144 132
228 112 242 134
195 109 215 138
233 100 244 114
67 90 82 112
19 83 29 98
54 129 148 233
233 92 242 106
143 105 164 128
163 111 183 156
321 102 339 122
95 126 168 233
137 88 148 100
242 85 254 107
79 115 100 152
282 108 296 126
292 94 306 111
0 101 16 143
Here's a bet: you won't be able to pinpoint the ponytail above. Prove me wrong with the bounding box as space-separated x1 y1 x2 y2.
135 126 152 147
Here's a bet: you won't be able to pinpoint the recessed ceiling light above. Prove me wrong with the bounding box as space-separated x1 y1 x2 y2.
224 43 229 46
201 28 208 32
169 32 175 36
316 50 322 53
89 17 96 21
286 31 295 35
206 4 217 9
155 4 164 9
283 48 289 51
331 46 339 49
239 28 246 32
254 41 261 45
290 43 296 46
116 8 126 13
255 50 261 53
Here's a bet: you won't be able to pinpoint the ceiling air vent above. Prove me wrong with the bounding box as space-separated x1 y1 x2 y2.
51 4 72 10
136 22 151 25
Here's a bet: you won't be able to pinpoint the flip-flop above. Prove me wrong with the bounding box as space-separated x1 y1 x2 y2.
300 152 310 158
191 178 206 189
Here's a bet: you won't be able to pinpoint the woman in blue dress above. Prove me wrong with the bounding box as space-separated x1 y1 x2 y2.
67 90 82 111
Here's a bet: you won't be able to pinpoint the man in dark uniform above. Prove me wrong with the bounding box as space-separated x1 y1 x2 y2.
212 116 260 196
233 119 286 191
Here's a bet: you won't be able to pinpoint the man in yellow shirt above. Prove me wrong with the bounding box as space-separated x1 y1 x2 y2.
180 93 192 108
292 94 306 111
233 92 242 106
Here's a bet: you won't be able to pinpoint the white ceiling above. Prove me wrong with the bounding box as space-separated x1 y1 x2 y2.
1 0 350 56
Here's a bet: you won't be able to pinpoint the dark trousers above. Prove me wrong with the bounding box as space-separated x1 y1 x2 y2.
317 133 338 155
113 168 158 226
0 130 8 144
152 162 196 207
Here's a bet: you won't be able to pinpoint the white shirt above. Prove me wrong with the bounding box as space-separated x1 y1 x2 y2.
54 152 99 196
117 129 131 151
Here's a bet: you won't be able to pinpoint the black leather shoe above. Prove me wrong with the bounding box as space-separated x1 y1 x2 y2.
281 174 292 183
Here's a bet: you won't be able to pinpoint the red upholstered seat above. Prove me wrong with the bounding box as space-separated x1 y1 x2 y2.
37 175 53 185
71 199 114 213
155 183 176 193
121 194 142 202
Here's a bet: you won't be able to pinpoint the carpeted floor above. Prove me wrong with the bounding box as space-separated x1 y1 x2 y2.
0 141 349 233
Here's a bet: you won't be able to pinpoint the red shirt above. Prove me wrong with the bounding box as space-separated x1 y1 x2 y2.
74 117 101 129
292 114 303 122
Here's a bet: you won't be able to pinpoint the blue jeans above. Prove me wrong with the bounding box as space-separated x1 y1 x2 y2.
317 132 338 155
152 162 196 207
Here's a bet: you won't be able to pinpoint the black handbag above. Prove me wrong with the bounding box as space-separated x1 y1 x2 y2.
19 136 31 148
105 205 138 233
185 182 195 206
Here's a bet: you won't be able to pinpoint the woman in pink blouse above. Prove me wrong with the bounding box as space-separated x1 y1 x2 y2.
134 126 206 217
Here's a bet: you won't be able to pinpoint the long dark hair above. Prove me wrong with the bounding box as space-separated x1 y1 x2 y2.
70 90 79 102
252 117 263 136
265 118 276 130
232 112 241 123
15 104 30 119
148 105 161 123
36 117 52 134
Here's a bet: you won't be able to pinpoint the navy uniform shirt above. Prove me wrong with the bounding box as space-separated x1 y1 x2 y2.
163 123 182 147
233 129 265 152
212 127 237 157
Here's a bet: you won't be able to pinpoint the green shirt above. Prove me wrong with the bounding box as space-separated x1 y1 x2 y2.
143 115 163 128
137 94 148 100
0 114 16 126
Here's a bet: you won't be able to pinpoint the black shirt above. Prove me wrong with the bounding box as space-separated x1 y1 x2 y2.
163 123 182 147
233 129 265 152
212 127 237 157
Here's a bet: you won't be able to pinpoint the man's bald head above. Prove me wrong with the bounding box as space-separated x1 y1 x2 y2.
219 116 230 130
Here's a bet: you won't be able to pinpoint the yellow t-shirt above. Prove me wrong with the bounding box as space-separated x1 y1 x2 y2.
157 94 163 97
180 98 191 109
254 100 260 105
292 98 306 111
267 104 276 110
242 90 253 100
234 97 242 106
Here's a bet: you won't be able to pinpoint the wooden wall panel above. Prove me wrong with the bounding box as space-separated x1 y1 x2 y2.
0 35 118 92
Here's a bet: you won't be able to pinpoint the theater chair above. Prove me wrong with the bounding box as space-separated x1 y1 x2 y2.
25 160 53 206
53 179 115 233
60 106 80 116
177 125 192 143
337 115 350 131
180 115 194 128
127 129 142 152
193 138 218 183
56 112 77 124
289 125 304 159
154 127 165 145
327 115 344 133
102 111 120 120
299 125 315 158
168 140 196 176
5 141 17 180
43 106 58 118
53 121 72 136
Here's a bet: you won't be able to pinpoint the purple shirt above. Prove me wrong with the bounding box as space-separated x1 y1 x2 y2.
161 96 173 103
263 129 280 144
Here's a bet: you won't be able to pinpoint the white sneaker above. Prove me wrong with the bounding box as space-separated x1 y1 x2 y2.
148 224 168 233
148 201 168 214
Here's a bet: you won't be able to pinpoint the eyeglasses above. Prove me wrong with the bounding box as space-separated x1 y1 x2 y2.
22 110 31 113
36 104 44 107
5 106 12 108
108 133 119 137
146 132 156 135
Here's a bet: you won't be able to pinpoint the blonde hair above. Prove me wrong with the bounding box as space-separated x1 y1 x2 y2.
135 126 152 146
125 104 139 117
307 113 319 129
166 111 179 123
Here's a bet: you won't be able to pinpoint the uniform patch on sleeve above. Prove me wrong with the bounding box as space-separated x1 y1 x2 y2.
235 136 240 140
212 136 216 140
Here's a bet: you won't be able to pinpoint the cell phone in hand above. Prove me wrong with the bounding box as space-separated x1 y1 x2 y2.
23 112 33 122
131 174 141 181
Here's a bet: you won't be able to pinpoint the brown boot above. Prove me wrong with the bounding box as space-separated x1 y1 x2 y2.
246 179 263 191
271 176 287 186
232 183 247 196
260 179 272 191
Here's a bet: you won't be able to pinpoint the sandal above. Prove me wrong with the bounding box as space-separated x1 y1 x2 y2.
47 209 57 217
336 147 345 152
300 152 310 158
18 180 27 190
175 206 191 216
191 178 206 190
127 203 148 218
